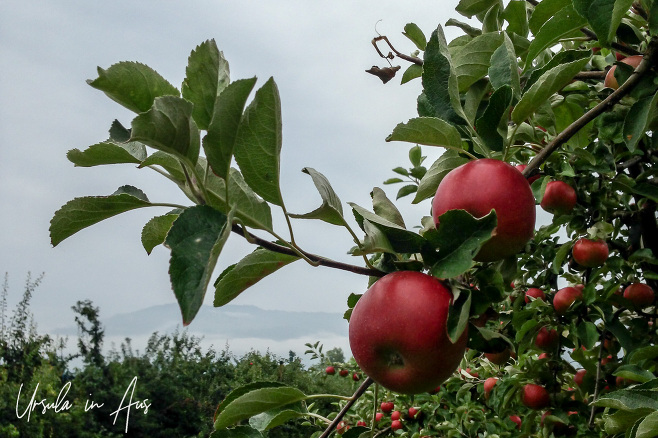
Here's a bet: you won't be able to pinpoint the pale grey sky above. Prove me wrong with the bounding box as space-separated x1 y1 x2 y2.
1 1 468 345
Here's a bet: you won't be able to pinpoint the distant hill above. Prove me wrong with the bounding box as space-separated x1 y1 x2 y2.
51 303 351 360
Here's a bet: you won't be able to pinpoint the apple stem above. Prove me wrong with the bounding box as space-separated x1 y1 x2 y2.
370 383 379 438
318 377 374 438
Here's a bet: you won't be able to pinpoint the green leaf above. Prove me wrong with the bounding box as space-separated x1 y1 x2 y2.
488 33 521 97
409 145 423 167
206 168 274 232
50 186 152 246
447 289 472 343
552 241 573 274
452 32 504 92
456 0 500 18
109 119 131 142
624 93 658 153
248 403 307 431
403 23 427 50
524 4 587 69
166 206 230 325
512 54 590 124
604 410 649 436
349 203 429 254
371 187 405 228
650 1 658 36
554 95 592 149
204 77 258 181
422 26 468 125
351 218 396 255
614 365 657 383
130 95 201 165
445 18 483 37
141 211 180 255
288 167 346 226
503 1 529 37
214 247 299 307
214 384 307 430
401 64 423 84
593 389 658 411
182 39 230 130
430 209 497 279
413 151 469 203
637 410 658 438
528 0 572 34
87 61 179 113
576 321 599 350
475 85 513 152
396 184 418 200
386 117 463 149
578 0 635 47
139 151 186 182
233 77 284 206
629 346 658 364
209 427 264 438
66 141 147 167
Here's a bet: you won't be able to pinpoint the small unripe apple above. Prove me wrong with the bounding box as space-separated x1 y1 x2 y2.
573 238 609 267
432 159 536 262
485 349 511 365
391 420 403 431
522 383 550 409
623 282 655 308
391 410 401 421
605 55 643 89
553 286 583 314
380 401 394 413
509 415 522 430
541 181 577 215
484 377 498 399
535 326 559 350
525 287 546 303
325 366 335 375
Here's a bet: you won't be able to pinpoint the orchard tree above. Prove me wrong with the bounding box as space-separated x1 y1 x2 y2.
49 0 658 436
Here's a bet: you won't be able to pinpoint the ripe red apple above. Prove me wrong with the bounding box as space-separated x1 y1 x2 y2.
605 55 643 89
515 164 541 184
391 411 401 421
525 287 546 303
352 373 360 381
336 421 349 435
538 352 550 360
553 286 583 314
541 181 577 215
356 420 367 427
573 238 609 267
375 412 384 422
485 349 510 365
391 420 403 431
522 383 551 409
574 369 587 387
623 282 655 308
535 326 559 350
325 366 335 375
339 369 349 377
484 377 498 399
432 159 536 262
407 407 419 419
509 415 522 430
380 401 394 413
349 271 468 394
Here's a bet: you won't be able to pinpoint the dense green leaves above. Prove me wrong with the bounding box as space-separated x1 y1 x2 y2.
413 151 469 203
130 95 201 165
50 186 152 246
165 205 230 325
87 61 179 113
452 32 503 92
233 77 284 206
575 0 635 47
214 248 299 307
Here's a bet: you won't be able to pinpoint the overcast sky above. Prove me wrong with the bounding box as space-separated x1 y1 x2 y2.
1 1 475 350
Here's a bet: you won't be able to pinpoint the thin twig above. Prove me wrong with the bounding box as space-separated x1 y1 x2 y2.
230 224 386 278
523 38 658 178
318 377 375 438
372 36 423 66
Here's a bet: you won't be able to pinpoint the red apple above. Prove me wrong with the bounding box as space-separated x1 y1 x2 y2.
525 287 546 303
573 238 609 267
574 369 587 387
623 282 655 308
605 55 643 89
535 326 559 350
509 415 522 430
391 411 401 421
325 366 335 375
522 383 550 409
432 159 536 262
553 286 583 314
375 412 384 421
541 181 577 215
352 373 360 381
336 421 349 435
349 271 468 394
339 369 349 377
380 401 394 413
484 377 498 399
356 420 366 427
515 164 541 184
408 407 419 419
538 352 550 360
485 349 511 365
391 420 403 431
